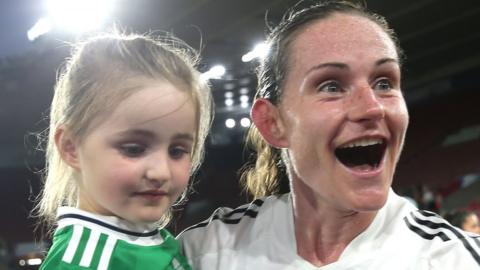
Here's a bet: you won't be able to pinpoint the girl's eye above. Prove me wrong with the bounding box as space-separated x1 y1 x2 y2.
119 143 146 157
317 81 343 93
169 146 190 160
373 78 393 91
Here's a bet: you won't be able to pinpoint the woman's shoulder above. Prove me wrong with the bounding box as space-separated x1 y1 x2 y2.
180 193 288 235
361 193 480 268
398 208 480 268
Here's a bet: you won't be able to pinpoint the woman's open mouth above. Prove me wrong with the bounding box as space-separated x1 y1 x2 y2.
334 138 387 171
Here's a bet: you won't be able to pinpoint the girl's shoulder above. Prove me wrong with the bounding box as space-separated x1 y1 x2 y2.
41 225 190 269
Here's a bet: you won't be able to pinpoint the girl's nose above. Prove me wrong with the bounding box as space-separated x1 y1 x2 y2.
145 154 171 187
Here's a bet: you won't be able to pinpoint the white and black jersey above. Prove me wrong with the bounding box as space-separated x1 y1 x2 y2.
178 190 480 269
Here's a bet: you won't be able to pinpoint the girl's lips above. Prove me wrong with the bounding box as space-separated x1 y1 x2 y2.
134 190 167 200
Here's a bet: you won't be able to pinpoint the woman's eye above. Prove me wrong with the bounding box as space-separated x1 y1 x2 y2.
169 146 190 160
374 78 393 91
119 143 146 157
317 81 343 93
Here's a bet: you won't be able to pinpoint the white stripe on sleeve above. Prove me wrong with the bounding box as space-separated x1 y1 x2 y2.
97 235 117 270
62 225 83 264
79 229 100 267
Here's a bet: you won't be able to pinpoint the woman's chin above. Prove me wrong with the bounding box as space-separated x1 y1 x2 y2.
351 190 389 212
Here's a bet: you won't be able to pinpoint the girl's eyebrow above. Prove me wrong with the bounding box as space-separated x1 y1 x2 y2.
114 129 194 142
173 133 194 142
115 129 155 139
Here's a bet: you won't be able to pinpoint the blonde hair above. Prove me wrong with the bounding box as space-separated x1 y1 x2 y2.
34 31 213 232
241 0 402 199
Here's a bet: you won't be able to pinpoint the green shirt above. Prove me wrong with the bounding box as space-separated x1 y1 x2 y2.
40 207 191 270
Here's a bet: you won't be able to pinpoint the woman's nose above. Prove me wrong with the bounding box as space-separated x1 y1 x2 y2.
347 86 385 123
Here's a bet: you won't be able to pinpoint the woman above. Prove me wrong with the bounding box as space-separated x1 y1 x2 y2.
179 1 480 269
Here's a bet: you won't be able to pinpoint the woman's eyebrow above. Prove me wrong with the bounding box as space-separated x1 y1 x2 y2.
306 62 349 76
376 57 399 67
305 58 399 76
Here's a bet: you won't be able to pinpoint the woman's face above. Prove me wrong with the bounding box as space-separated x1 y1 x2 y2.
278 13 409 212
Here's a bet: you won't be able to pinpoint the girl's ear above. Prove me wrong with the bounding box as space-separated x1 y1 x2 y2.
54 127 81 170
251 98 289 148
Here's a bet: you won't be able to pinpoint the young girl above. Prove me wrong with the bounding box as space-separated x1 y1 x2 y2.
35 31 212 269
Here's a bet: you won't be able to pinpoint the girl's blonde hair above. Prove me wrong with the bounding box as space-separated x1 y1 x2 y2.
34 31 213 233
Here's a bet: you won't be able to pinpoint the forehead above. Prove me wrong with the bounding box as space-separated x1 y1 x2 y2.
119 82 193 123
92 80 195 133
288 13 398 69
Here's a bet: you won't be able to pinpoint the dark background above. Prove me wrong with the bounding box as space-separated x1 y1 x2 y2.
1 0 480 267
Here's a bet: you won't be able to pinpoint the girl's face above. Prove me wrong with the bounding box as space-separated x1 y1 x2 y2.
69 80 196 224
277 13 409 212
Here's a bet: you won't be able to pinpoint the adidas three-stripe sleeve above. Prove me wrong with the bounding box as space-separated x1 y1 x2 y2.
179 190 480 269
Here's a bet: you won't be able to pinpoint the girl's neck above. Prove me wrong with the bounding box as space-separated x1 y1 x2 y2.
291 184 377 267
68 206 159 233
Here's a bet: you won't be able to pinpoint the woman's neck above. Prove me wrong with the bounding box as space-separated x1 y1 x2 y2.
291 184 377 267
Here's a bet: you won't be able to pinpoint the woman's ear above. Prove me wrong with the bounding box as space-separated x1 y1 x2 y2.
54 127 81 170
251 98 289 148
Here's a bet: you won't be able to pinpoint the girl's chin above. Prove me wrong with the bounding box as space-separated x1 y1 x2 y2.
123 212 165 225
